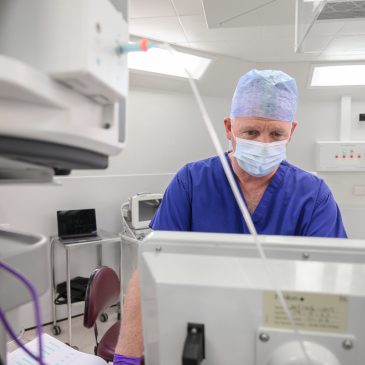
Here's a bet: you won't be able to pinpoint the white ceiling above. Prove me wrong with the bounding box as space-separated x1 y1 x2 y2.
129 0 365 63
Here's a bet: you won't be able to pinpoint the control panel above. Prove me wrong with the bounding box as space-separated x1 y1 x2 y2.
316 141 365 171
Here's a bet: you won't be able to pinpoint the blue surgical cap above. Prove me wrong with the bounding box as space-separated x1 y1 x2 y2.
230 69 297 122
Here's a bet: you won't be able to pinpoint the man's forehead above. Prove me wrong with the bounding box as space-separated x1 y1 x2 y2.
233 116 291 128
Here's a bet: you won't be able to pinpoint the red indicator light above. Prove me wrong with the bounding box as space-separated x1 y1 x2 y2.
350 155 353 158
335 155 339 159
342 155 346 158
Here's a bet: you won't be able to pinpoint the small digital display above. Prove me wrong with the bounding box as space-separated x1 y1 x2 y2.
139 199 161 222
57 209 97 238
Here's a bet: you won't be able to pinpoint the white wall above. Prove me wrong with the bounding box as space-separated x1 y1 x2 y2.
73 87 232 176
259 61 365 239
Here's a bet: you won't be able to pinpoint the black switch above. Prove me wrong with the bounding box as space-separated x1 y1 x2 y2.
359 114 365 121
182 323 205 365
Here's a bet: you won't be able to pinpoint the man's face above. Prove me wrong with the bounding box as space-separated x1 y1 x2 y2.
225 116 297 147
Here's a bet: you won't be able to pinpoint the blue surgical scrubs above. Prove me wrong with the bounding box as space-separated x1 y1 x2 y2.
150 153 347 238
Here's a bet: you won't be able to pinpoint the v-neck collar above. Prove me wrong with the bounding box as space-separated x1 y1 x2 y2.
224 153 287 224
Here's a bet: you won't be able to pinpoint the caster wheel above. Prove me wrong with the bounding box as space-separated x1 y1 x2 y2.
100 312 108 322
52 325 61 336
65 343 78 350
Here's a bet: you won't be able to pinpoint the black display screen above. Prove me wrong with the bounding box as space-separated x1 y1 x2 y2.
57 209 97 238
139 199 161 222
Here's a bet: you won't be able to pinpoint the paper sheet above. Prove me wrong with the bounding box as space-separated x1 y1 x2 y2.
7 333 108 365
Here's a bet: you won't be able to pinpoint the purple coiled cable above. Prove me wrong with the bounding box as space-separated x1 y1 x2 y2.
0 261 46 365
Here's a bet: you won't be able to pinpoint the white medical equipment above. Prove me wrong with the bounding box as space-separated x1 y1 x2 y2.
121 194 163 239
0 1 129 364
119 193 162 300
0 0 128 180
140 231 365 365
129 194 163 230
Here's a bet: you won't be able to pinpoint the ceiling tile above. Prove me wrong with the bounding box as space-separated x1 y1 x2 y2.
128 0 365 63
261 25 294 39
202 0 277 28
340 20 365 35
177 37 322 63
130 17 187 43
309 22 345 36
325 35 365 55
172 0 204 16
180 15 262 42
177 39 262 61
129 0 175 19
203 0 294 28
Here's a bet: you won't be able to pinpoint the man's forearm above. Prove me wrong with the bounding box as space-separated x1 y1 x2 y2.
114 271 143 357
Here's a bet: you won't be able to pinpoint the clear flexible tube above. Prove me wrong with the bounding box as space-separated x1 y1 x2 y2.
158 42 313 365
120 202 137 239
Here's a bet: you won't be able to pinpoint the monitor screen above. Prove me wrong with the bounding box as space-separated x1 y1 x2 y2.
138 199 161 222
57 209 97 238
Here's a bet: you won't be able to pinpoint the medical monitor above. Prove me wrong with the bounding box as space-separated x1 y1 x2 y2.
139 232 365 365
129 193 162 230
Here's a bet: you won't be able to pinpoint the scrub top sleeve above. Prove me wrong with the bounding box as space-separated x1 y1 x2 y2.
150 166 192 231
305 182 347 238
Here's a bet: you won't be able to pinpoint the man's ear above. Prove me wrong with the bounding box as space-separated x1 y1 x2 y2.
288 121 297 143
224 117 232 140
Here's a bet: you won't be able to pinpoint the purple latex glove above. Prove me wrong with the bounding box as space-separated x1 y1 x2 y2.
113 353 142 365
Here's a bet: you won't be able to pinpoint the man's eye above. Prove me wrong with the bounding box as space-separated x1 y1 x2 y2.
246 130 258 136
271 131 283 137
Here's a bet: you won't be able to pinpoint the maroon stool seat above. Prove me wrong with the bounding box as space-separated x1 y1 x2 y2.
97 320 121 361
84 266 121 362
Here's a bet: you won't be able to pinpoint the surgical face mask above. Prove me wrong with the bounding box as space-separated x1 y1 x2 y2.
232 134 288 177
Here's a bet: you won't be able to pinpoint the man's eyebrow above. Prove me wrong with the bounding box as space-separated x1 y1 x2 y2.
269 126 287 132
238 125 262 131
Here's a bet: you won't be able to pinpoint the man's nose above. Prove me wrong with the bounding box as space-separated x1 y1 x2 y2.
256 134 271 143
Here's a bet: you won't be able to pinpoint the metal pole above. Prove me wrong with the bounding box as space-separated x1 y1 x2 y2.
66 247 72 346
50 238 57 328
120 236 124 317
97 244 102 267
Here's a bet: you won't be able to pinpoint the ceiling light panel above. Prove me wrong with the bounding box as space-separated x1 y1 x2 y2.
128 48 212 79
310 64 365 86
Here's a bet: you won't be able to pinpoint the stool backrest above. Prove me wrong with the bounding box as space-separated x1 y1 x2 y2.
84 266 120 328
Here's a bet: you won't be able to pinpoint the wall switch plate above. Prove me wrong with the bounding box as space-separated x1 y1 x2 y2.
317 141 365 172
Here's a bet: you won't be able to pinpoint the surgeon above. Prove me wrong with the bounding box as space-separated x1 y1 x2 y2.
113 69 347 364
150 69 347 236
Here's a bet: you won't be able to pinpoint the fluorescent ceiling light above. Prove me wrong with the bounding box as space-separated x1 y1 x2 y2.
128 48 211 80
311 64 365 86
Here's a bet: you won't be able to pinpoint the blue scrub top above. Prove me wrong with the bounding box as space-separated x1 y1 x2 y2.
150 154 347 238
